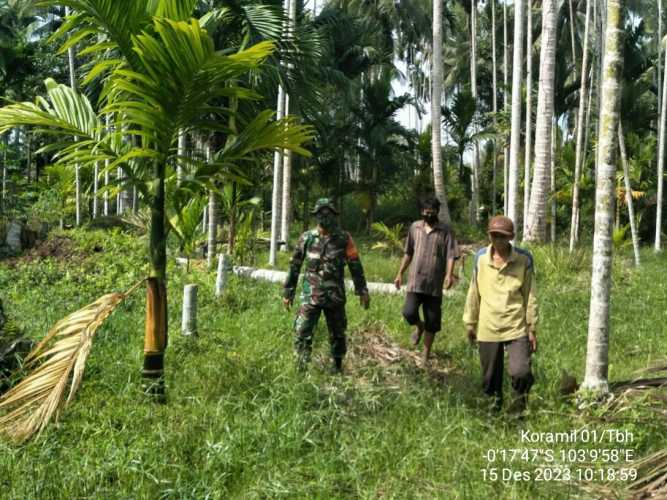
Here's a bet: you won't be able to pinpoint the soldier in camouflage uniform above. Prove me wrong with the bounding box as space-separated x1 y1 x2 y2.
282 198 370 373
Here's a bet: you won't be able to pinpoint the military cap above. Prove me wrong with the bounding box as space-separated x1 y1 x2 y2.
311 198 339 215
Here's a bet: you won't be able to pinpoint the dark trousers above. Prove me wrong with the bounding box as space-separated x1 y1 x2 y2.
402 292 442 333
478 336 534 407
294 303 347 360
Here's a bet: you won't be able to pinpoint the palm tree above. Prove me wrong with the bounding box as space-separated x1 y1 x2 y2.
503 0 510 214
0 0 311 397
657 34 667 252
442 89 481 194
569 0 592 251
618 122 640 266
523 0 533 237
491 0 498 214
470 0 480 223
507 0 525 230
62 6 82 227
432 0 451 222
582 0 624 395
524 0 557 242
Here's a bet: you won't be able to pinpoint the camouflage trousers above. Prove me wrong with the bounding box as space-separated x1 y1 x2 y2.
294 303 347 362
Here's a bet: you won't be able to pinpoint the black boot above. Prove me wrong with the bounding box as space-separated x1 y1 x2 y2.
331 357 343 374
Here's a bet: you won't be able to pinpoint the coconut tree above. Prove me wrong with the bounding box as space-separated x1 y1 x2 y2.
657 34 667 252
524 0 557 242
522 0 533 238
503 0 510 213
581 0 624 395
507 0 524 229
431 0 451 222
0 0 311 428
490 0 498 214
569 0 592 251
470 0 480 223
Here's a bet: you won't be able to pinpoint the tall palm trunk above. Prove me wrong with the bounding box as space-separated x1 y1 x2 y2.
524 0 557 242
550 115 557 242
503 0 510 214
523 0 533 238
470 0 480 223
491 0 498 215
659 0 663 119
569 0 592 251
26 131 31 184
281 0 297 250
432 0 451 223
206 141 217 269
618 123 640 266
93 162 98 218
582 0 624 395
65 7 81 227
103 115 110 216
144 160 168 399
177 129 186 186
281 95 292 250
568 0 578 141
1 134 7 212
657 29 667 252
507 0 525 229
269 0 290 265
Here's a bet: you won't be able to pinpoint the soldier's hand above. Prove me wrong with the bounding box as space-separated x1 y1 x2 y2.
393 274 402 290
360 292 370 310
283 297 293 311
466 326 477 346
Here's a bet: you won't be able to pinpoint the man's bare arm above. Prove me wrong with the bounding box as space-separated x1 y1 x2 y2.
394 254 412 289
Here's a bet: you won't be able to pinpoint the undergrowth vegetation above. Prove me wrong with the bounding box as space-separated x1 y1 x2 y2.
0 229 665 498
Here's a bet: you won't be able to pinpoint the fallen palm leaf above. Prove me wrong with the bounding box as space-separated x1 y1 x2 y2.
0 280 145 443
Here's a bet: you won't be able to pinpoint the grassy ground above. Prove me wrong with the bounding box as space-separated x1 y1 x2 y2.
0 229 665 499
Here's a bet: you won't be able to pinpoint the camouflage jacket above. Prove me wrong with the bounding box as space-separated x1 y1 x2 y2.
283 228 368 306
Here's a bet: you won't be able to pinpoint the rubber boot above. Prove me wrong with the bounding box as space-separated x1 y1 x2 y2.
331 357 343 374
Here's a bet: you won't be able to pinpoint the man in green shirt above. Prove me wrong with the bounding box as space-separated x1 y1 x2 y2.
463 215 538 414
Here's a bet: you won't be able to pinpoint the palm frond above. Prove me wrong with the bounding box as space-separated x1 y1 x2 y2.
0 78 101 139
0 281 144 444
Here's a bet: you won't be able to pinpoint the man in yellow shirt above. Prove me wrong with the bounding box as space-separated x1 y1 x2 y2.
463 216 538 414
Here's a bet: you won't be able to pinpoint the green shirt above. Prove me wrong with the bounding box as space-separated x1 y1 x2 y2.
463 244 538 342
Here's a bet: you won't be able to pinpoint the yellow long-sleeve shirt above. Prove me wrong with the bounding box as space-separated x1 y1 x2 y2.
463 245 538 342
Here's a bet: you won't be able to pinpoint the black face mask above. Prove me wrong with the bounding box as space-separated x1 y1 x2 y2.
423 214 438 225
316 213 338 230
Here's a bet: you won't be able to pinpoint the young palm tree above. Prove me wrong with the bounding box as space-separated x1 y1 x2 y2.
524 0 557 242
582 0 624 395
0 0 311 402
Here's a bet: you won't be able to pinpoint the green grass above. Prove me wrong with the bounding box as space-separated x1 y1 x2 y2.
0 229 665 499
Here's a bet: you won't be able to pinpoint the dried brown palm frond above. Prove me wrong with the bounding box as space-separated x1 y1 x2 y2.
0 280 144 443
627 448 667 498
